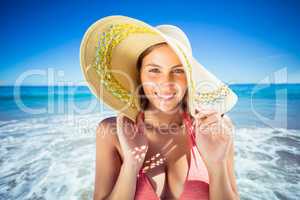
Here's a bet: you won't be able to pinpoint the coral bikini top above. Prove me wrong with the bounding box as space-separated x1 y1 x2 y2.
134 111 210 200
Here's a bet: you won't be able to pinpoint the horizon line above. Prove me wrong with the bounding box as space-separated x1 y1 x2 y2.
1 82 300 87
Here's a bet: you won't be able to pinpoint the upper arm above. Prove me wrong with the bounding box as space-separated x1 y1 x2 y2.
94 118 122 200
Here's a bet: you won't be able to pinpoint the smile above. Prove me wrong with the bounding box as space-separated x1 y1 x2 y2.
155 92 176 101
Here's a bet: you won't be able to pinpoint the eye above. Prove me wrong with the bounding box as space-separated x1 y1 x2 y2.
149 68 160 73
172 68 185 73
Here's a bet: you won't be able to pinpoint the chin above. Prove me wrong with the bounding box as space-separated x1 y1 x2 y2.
152 100 182 114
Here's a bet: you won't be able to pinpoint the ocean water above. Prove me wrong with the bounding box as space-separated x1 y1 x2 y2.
0 84 299 199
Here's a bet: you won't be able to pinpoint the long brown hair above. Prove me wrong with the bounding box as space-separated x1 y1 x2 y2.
136 42 188 113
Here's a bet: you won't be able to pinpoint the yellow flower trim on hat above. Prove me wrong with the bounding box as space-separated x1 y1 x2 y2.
94 23 158 109
194 84 230 104
175 43 230 105
174 43 196 97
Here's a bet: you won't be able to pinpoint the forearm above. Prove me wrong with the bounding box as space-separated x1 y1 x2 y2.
105 162 139 200
208 162 239 200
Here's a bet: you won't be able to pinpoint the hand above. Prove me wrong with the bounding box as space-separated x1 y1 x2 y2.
116 111 149 172
193 108 235 169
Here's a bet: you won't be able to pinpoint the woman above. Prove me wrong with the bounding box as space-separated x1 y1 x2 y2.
80 15 239 200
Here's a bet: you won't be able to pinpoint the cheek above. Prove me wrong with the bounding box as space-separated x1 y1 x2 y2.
143 86 154 97
140 82 154 98
140 72 160 91
174 75 187 95
141 84 158 102
142 71 161 82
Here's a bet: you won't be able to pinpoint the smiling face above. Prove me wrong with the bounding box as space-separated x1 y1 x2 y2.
139 43 188 113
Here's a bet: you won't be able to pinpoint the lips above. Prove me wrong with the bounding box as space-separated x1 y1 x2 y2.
155 92 176 100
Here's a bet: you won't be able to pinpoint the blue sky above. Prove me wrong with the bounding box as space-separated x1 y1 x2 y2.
1 0 299 85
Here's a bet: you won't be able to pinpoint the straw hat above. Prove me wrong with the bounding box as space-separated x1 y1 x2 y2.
80 15 238 122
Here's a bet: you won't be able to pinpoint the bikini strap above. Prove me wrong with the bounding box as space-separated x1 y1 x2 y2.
182 111 200 169
182 111 197 147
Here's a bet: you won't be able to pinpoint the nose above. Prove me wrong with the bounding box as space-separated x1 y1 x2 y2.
158 76 176 93
160 72 174 83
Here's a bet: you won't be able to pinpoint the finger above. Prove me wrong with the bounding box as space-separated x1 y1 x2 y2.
136 111 145 134
116 114 125 134
210 122 219 141
195 109 218 119
116 114 128 146
118 114 136 139
197 121 213 135
193 111 216 128
222 115 234 130
195 114 221 133
222 119 234 137
196 123 210 136
209 120 231 141
215 121 227 137
219 124 233 147
197 120 216 132
203 122 223 143
200 114 220 125
123 115 135 131
199 119 224 137
195 104 212 113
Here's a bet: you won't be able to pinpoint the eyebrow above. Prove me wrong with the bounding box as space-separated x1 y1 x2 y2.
144 63 183 68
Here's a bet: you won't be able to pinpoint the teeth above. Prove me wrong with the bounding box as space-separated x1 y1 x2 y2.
155 92 175 100
160 94 173 98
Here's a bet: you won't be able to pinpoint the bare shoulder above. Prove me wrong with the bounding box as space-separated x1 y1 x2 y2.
96 117 118 146
96 117 123 161
97 116 116 136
